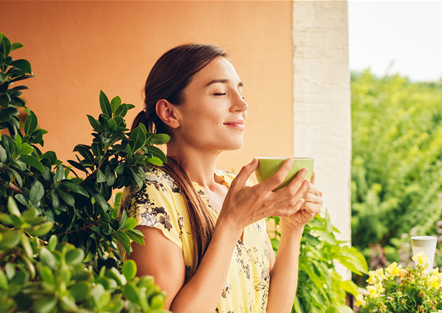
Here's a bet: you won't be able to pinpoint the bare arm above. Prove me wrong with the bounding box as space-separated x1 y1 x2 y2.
266 171 323 313
130 223 241 312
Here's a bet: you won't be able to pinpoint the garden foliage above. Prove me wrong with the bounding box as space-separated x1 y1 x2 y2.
351 70 442 261
268 211 368 313
0 33 170 312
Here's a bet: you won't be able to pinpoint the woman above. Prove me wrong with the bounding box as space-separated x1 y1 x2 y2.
117 44 323 313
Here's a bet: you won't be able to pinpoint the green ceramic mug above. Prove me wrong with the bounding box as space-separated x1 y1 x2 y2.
255 157 314 191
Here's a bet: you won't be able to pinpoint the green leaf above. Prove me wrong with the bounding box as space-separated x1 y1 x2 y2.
110 96 121 113
338 279 359 296
115 103 128 117
0 145 7 163
8 196 21 216
29 180 45 204
92 192 108 211
150 133 170 145
19 155 44 172
0 107 10 121
69 281 89 302
105 165 116 186
24 110 38 135
130 126 146 152
56 189 75 207
99 91 112 117
96 168 106 183
21 233 33 258
115 163 124 175
40 247 58 270
0 33 11 57
60 181 89 198
0 270 8 289
87 114 103 132
20 143 33 155
126 229 144 245
11 42 23 52
50 190 60 208
56 165 64 181
119 210 128 230
148 156 163 166
123 282 141 304
146 146 167 164
124 217 136 230
128 167 143 189
105 267 126 286
27 222 53 237
0 230 21 250
65 249 84 265
48 235 57 251
33 296 57 313
10 59 32 74
42 151 57 164
122 260 137 280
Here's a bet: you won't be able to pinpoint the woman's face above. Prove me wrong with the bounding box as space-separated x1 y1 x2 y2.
172 56 248 152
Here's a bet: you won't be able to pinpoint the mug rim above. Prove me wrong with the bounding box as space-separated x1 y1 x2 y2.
410 236 437 241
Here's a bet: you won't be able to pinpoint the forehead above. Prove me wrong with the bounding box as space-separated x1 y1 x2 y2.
191 57 241 87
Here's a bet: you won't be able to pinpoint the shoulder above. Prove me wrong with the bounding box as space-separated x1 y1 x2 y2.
144 166 180 194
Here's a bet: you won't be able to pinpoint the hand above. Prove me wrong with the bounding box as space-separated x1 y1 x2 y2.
281 171 323 231
217 158 310 234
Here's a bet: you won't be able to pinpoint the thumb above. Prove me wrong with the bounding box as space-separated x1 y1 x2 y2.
231 158 258 189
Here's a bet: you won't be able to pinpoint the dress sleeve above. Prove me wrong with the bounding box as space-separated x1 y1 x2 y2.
120 169 184 250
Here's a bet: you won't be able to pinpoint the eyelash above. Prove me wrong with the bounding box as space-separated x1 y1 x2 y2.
214 93 245 100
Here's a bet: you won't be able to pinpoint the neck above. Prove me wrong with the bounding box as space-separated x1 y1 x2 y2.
166 142 222 191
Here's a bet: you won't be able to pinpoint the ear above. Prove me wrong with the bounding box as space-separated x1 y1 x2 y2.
156 99 180 129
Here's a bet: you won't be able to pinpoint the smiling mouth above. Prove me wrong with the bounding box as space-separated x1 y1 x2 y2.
223 121 245 130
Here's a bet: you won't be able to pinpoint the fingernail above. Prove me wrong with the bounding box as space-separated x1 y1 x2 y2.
250 158 256 164
288 158 294 165
304 168 309 174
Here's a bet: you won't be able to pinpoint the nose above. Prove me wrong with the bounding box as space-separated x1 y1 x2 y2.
231 91 248 113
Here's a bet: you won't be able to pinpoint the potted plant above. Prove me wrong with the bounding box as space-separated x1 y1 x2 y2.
0 32 170 313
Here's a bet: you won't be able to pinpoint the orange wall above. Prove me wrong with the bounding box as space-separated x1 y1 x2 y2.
1 1 293 175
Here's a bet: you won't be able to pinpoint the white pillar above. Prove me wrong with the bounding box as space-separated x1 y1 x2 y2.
292 0 351 267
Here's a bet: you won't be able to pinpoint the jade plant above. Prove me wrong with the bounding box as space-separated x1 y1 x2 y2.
0 32 170 312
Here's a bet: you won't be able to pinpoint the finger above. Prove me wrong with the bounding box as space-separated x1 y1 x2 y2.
258 158 294 192
231 158 258 189
273 198 304 218
270 167 308 201
271 179 310 210
302 193 323 205
301 203 321 217
304 184 322 198
311 171 316 185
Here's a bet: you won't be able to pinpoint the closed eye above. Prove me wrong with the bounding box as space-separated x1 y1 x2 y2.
214 93 227 96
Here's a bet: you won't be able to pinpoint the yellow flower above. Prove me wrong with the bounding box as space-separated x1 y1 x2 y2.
428 275 440 289
385 262 402 279
367 285 379 298
367 268 386 284
375 282 385 294
399 268 409 278
355 294 366 307
412 252 429 268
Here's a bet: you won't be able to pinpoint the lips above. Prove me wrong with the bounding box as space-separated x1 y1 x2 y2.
223 119 245 129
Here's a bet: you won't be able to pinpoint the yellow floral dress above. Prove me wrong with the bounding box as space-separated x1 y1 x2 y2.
117 167 271 313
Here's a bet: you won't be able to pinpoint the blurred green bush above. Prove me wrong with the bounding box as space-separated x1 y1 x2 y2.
351 70 442 267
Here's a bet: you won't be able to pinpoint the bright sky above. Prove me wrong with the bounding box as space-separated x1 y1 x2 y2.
349 0 442 82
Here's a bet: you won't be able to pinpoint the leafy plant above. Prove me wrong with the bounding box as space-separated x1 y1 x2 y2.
268 210 368 313
357 252 442 313
0 32 170 312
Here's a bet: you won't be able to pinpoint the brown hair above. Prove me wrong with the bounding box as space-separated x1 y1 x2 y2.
132 44 227 283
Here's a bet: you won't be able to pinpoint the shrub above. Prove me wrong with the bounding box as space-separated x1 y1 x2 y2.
0 32 170 312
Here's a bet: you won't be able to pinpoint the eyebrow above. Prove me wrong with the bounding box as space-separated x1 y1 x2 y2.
205 79 244 88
